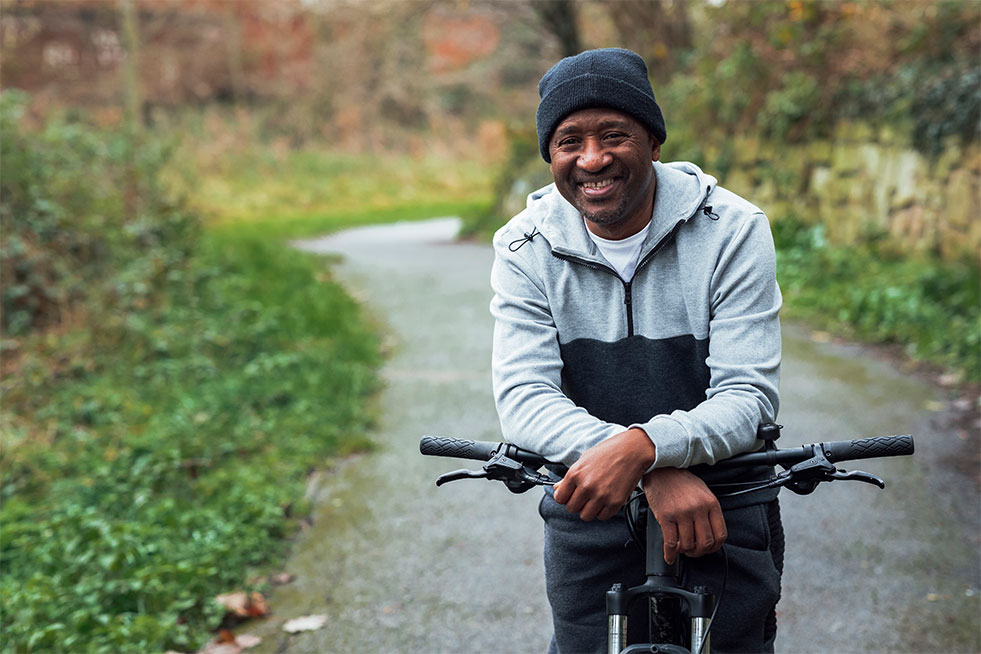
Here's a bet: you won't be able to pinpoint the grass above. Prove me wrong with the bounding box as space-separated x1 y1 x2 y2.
1 104 501 654
773 219 980 383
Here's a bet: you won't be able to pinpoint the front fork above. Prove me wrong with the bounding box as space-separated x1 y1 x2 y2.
606 588 713 654
606 510 715 654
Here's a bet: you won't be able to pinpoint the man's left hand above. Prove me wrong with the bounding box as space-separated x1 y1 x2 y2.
553 428 655 521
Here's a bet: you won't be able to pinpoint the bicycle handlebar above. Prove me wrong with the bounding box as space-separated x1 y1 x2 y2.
712 433 914 469
420 433 914 470
420 435 551 467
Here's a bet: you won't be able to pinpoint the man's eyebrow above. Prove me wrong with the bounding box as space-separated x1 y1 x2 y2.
552 124 581 140
553 118 634 140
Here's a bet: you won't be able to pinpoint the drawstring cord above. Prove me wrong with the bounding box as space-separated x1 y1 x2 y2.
509 228 540 251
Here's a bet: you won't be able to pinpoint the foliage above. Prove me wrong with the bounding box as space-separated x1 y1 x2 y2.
0 102 381 652
164 105 498 230
659 0 980 156
773 217 980 381
457 125 550 240
1 90 197 336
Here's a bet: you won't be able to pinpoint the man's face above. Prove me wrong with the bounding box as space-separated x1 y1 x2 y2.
548 108 661 237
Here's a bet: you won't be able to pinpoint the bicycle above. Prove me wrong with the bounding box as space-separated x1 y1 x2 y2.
420 424 914 654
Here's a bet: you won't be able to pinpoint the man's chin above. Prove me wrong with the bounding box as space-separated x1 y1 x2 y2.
581 209 624 226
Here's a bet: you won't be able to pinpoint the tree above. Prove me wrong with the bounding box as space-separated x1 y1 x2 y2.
531 0 582 58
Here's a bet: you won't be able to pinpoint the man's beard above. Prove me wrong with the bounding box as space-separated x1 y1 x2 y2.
579 191 631 226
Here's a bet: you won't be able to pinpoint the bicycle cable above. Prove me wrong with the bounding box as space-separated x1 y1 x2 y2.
713 478 785 498
624 490 647 550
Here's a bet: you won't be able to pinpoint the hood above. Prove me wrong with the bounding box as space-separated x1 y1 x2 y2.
530 161 717 263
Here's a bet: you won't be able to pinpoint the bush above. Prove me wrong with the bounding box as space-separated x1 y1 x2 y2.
0 91 197 336
773 218 980 381
0 99 380 653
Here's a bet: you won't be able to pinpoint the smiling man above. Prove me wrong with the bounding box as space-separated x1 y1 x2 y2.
490 48 785 653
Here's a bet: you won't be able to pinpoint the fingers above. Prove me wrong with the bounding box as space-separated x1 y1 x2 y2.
691 515 715 556
708 504 728 552
644 467 728 561
661 520 680 565
665 506 727 562
553 479 593 519
553 479 623 522
553 478 572 505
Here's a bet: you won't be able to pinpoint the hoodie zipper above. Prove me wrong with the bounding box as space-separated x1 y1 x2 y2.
552 222 682 337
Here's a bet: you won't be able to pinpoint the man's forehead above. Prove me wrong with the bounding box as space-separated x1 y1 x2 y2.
553 108 643 134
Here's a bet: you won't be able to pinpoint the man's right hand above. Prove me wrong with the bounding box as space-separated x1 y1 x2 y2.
642 467 727 565
552 427 656 522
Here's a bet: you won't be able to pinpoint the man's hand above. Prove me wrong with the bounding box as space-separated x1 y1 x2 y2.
642 467 726 565
553 428 655 521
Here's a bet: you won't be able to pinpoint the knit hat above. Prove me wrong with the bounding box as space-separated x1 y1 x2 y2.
536 48 667 162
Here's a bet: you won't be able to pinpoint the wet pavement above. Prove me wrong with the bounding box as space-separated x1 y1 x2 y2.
244 218 979 654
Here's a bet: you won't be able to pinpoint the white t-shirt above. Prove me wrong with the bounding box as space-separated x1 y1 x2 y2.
585 219 652 282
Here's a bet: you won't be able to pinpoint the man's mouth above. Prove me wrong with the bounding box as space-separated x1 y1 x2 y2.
578 177 617 197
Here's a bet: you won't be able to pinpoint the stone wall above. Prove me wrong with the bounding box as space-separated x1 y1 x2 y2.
719 124 980 261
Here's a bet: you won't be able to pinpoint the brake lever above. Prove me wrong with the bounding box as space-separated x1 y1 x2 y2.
435 468 488 486
776 451 887 495
433 452 556 493
829 469 885 488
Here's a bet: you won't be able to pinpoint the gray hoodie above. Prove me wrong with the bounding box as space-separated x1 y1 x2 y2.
490 160 781 496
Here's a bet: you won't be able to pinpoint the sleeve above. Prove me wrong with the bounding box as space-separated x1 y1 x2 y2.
490 233 625 467
633 211 782 469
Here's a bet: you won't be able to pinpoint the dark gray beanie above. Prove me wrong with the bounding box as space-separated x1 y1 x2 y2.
536 48 666 162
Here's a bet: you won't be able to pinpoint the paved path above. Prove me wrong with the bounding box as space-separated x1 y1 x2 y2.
245 218 978 654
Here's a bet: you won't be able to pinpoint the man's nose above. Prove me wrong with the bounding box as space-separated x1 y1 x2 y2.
577 139 611 172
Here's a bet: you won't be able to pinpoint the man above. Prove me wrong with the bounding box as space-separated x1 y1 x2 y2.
490 48 784 653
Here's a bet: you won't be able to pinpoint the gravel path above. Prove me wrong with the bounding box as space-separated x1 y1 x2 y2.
243 218 978 654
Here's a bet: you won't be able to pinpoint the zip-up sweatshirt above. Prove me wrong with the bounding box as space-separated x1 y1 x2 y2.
490 161 782 499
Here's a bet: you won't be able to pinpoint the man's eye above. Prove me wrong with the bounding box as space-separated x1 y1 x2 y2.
604 132 626 141
557 137 580 148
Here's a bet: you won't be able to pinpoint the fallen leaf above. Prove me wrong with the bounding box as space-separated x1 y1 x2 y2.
246 592 269 618
215 591 269 619
198 639 241 654
283 614 328 633
217 629 237 643
215 592 250 617
236 634 262 649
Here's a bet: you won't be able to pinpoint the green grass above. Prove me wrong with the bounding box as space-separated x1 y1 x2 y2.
773 219 980 382
1 100 499 653
1 231 383 653
181 142 496 230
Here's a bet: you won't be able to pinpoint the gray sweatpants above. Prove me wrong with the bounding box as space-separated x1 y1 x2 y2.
540 489 784 654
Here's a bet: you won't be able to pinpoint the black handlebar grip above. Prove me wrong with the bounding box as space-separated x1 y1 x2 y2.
822 434 915 463
419 436 501 461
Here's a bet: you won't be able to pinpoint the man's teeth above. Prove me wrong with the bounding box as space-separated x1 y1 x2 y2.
581 179 613 189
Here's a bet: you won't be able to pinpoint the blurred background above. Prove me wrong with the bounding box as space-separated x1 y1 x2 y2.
1 1 978 652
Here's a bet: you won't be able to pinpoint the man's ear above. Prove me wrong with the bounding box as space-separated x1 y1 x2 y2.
651 137 662 162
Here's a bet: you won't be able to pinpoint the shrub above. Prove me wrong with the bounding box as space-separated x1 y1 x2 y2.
0 90 197 337
0 98 380 652
773 217 980 380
